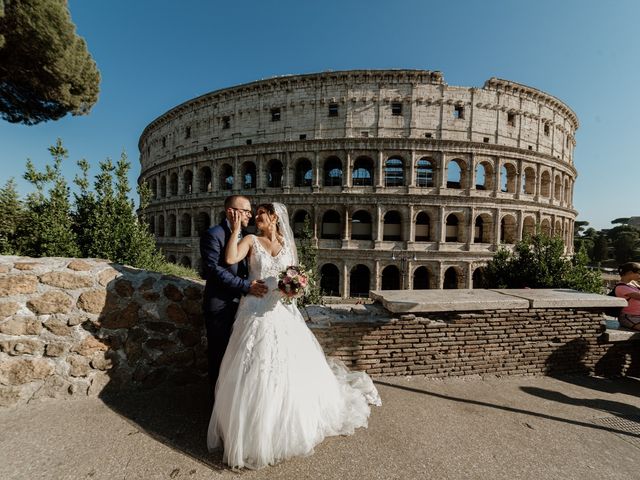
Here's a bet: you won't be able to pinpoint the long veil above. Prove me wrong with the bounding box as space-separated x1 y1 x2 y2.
273 203 298 265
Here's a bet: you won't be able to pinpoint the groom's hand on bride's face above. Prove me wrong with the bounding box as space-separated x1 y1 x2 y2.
249 280 268 297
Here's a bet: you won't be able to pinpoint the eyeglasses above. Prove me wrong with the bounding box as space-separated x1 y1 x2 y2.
230 207 253 216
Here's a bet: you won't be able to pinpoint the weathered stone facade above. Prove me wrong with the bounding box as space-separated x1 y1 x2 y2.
139 70 578 297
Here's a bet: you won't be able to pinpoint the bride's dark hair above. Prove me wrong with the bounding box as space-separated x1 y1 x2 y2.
256 203 283 236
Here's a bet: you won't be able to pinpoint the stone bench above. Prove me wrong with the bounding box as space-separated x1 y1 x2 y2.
600 318 640 343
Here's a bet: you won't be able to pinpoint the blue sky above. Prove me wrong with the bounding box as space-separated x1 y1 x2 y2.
1 0 638 230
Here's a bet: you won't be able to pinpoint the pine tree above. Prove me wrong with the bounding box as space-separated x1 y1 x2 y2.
16 139 80 257
0 178 22 253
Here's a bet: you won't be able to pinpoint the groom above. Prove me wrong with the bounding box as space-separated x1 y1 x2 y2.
200 195 267 402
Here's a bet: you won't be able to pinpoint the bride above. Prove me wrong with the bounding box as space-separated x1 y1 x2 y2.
207 202 381 469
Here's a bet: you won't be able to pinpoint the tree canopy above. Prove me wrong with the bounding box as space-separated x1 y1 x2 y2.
0 0 100 124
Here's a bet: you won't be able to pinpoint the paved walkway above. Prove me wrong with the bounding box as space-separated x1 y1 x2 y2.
1 375 639 480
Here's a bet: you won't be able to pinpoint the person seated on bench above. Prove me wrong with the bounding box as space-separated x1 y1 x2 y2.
614 262 640 331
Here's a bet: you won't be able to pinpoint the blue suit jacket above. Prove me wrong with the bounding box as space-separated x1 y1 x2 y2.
200 221 250 314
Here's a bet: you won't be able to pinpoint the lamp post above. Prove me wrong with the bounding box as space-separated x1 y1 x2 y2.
391 246 417 289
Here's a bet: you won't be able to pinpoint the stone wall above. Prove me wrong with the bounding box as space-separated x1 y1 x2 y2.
1 256 636 408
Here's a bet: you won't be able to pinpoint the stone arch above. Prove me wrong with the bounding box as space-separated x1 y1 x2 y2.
383 210 402 241
554 174 562 201
169 172 178 196
199 166 213 193
416 157 435 188
381 265 401 290
320 263 340 296
148 215 155 234
167 254 176 263
183 169 193 194
447 159 466 189
293 209 311 238
180 256 191 268
295 158 312 187
219 163 233 191
540 170 551 197
412 266 431 289
323 156 342 187
158 215 165 237
321 210 341 239
352 156 374 186
472 267 487 289
151 178 158 198
168 214 177 237
475 161 492 190
196 211 210 236
180 213 191 237
445 213 461 242
563 178 570 204
500 214 517 244
351 210 373 240
241 161 257 189
443 266 462 289
541 218 551 236
384 156 405 187
415 211 431 242
522 166 535 195
160 176 167 197
501 163 517 193
349 264 370 297
523 216 536 237
474 213 493 244
555 219 563 237
267 159 283 188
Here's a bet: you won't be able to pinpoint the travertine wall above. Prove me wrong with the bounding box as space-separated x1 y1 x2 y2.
138 70 579 295
2 256 633 409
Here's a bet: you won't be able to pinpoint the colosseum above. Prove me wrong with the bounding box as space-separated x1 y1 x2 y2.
138 69 578 297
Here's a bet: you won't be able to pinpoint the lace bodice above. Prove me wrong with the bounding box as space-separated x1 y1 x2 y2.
247 235 295 284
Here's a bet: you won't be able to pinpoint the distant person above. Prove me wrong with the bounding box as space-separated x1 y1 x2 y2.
613 262 640 331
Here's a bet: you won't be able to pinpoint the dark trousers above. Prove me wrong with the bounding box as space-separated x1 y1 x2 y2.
204 303 238 401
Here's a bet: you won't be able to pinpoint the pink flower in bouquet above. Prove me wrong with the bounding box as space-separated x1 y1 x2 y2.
277 265 309 303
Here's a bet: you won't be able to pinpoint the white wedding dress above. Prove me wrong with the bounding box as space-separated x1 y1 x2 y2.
207 235 381 469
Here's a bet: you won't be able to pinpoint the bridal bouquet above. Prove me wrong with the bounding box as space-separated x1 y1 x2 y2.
277 265 309 303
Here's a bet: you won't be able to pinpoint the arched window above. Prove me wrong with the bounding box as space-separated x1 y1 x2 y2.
383 210 402 241
447 160 464 189
295 158 312 187
167 254 176 263
151 178 158 198
158 215 165 237
320 264 340 296
196 212 210 237
351 210 372 240
443 267 459 289
180 256 191 268
563 178 570 204
540 171 551 197
501 164 517 193
267 159 283 188
384 157 404 187
180 213 191 237
445 214 459 242
413 266 430 289
554 175 562 201
169 172 178 196
242 162 256 189
324 156 342 186
500 215 516 244
183 170 193 194
523 167 535 195
381 265 401 290
523 216 536 237
199 166 213 193
349 264 370 297
416 158 434 187
415 212 430 242
293 210 310 238
352 157 374 186
474 214 492 244
160 176 167 197
219 164 232 191
168 214 176 237
148 216 155 235
475 163 487 190
474 216 484 243
321 210 341 239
